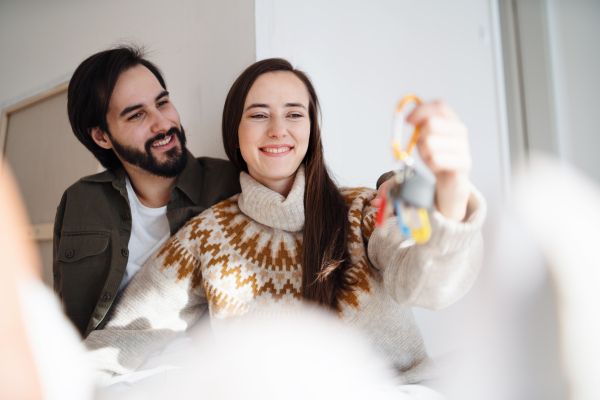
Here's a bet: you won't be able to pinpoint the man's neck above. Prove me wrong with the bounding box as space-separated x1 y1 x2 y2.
123 165 177 208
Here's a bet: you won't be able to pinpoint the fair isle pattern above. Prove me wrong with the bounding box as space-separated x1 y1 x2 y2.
337 187 378 314
155 187 379 319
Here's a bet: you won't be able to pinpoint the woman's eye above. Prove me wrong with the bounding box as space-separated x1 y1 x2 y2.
250 114 267 119
289 113 303 118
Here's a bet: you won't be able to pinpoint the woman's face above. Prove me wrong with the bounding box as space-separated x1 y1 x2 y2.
238 71 310 190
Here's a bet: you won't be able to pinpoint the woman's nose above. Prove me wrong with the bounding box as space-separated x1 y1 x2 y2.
268 118 287 138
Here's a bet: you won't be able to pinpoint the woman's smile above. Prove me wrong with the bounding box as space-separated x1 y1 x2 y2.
259 145 294 156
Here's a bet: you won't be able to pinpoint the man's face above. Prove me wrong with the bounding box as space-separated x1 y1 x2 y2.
102 65 187 178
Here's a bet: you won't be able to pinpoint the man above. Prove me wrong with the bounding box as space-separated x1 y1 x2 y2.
53 46 241 337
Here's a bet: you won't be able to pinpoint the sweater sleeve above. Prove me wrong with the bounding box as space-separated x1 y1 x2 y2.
82 215 209 378
366 184 486 310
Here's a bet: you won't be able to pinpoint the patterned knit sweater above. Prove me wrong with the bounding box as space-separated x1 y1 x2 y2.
84 166 486 384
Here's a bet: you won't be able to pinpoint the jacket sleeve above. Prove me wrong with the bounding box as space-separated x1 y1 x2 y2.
83 217 208 378
53 191 67 298
366 185 486 310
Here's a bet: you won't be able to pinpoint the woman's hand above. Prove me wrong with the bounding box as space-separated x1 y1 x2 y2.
409 100 471 221
372 101 471 222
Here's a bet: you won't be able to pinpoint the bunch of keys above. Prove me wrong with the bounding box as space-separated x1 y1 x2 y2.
375 95 436 244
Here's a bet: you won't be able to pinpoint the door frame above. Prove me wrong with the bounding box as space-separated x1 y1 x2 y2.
0 81 70 241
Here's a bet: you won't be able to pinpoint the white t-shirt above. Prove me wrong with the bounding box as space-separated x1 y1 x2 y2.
119 177 170 292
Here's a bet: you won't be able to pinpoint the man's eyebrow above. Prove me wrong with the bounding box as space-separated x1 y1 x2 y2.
155 90 169 102
119 91 170 118
120 104 143 118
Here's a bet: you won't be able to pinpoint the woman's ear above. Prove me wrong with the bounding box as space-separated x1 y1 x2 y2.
89 127 113 150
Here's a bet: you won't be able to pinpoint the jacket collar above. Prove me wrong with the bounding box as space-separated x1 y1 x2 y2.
171 149 202 205
81 166 125 185
81 149 202 205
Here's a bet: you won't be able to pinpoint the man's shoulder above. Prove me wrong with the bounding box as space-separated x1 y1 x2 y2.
186 156 241 205
62 169 116 197
194 156 238 177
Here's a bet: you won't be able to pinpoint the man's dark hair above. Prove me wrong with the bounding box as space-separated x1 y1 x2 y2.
67 45 166 169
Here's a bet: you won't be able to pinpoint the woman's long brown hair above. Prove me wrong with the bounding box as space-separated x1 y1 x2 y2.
222 58 354 311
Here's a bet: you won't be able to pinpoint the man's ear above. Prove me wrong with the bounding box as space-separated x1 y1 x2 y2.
89 127 113 150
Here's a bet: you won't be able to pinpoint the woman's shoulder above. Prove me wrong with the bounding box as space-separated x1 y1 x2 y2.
339 186 377 209
340 187 378 241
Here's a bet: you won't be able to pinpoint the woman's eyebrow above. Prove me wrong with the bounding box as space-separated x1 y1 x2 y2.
244 102 307 112
285 103 306 109
244 103 269 111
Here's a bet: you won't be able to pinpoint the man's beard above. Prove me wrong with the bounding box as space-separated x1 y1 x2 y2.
109 126 188 178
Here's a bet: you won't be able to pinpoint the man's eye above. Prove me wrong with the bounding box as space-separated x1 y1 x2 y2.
158 100 169 107
128 113 142 121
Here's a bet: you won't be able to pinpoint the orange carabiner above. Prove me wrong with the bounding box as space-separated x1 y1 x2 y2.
392 94 422 162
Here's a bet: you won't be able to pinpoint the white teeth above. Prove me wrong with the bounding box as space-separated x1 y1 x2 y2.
262 147 291 154
152 135 173 147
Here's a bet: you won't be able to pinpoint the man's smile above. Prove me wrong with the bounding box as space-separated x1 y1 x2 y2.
151 133 176 149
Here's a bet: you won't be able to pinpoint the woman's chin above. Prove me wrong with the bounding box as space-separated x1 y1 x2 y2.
248 163 301 189
262 170 297 183
254 161 302 178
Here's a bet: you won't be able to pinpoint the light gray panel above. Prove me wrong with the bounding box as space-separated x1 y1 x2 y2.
498 0 528 168
513 0 559 155
4 90 98 225
556 0 600 183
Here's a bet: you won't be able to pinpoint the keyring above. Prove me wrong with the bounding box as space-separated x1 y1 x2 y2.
376 94 432 244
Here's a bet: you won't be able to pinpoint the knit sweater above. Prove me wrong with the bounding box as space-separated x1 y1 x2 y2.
84 166 486 384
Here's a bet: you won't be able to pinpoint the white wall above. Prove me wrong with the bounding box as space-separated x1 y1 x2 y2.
255 0 510 357
256 0 508 213
0 0 255 159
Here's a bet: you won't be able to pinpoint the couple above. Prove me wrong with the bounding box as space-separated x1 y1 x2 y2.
56 46 485 388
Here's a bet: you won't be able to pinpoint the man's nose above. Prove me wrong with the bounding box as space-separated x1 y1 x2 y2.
150 110 173 133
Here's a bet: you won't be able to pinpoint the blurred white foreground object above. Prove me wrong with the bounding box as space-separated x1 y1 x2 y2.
98 309 446 400
18 277 95 400
0 161 94 400
513 153 600 400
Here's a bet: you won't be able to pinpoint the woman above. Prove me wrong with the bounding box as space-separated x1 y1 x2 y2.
84 58 485 387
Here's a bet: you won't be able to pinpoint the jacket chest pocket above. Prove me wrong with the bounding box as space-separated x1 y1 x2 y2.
58 232 111 322
58 232 110 263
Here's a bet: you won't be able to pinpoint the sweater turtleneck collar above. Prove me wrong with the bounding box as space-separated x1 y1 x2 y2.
238 165 306 232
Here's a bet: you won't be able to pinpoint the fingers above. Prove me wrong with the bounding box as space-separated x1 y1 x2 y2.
418 133 472 174
370 179 390 207
420 115 468 140
406 100 459 126
404 101 472 175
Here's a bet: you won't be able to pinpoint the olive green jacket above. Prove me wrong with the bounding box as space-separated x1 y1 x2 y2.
53 151 241 338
